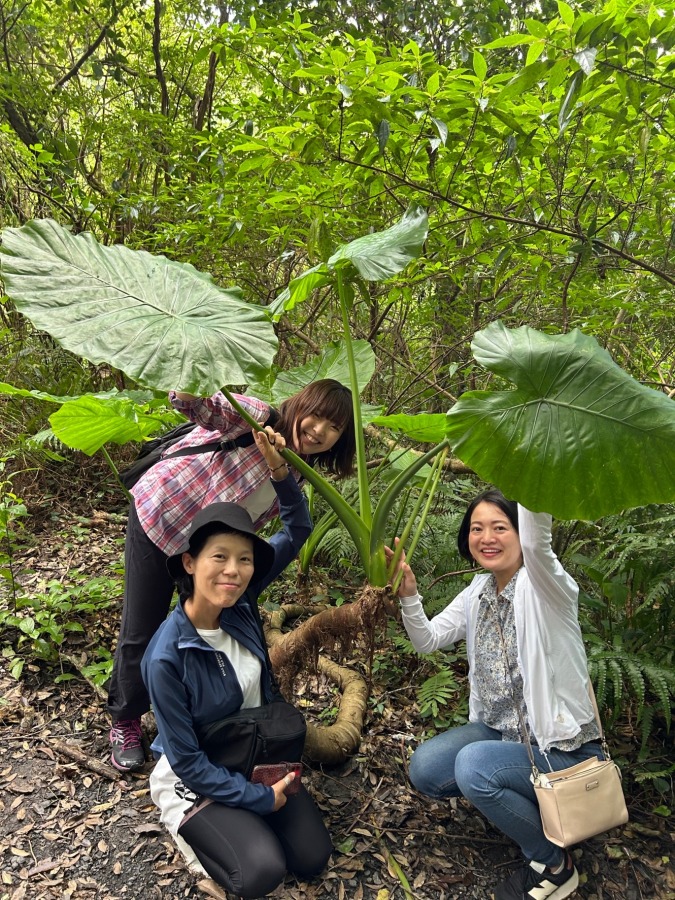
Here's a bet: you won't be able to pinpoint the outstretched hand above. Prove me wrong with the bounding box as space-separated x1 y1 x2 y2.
385 538 418 598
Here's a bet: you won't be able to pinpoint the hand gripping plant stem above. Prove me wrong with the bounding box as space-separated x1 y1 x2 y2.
219 387 449 587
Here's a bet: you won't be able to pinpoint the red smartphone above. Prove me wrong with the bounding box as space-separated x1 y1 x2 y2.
251 762 303 794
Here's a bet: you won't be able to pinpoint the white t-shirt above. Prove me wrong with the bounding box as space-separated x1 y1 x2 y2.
196 627 262 709
236 477 276 531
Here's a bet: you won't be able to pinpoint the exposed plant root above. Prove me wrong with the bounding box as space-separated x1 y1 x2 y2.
265 586 394 764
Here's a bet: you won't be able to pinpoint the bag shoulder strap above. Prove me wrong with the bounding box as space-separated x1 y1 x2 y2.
586 678 611 758
161 406 279 463
492 607 610 775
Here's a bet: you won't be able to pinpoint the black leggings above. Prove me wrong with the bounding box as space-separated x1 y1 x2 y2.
107 502 175 721
178 786 333 898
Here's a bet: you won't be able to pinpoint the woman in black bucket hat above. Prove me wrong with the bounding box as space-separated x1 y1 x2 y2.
141 428 332 898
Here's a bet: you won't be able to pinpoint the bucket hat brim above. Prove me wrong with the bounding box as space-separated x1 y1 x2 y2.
166 502 275 581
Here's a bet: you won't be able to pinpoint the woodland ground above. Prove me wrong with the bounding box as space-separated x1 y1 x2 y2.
0 468 673 900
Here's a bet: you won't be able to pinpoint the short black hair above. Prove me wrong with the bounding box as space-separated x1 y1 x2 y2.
457 489 519 562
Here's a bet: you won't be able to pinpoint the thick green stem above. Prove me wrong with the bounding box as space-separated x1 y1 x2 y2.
366 439 450 586
103 445 133 502
336 267 372 527
370 440 449 547
298 508 339 574
390 446 448 592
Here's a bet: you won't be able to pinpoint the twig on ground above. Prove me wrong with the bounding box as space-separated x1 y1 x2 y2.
49 736 137 781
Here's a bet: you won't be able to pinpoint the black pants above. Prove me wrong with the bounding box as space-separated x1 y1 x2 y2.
107 502 175 721
178 786 333 898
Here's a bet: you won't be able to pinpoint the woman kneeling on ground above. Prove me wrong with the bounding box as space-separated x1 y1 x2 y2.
387 489 603 900
142 429 332 898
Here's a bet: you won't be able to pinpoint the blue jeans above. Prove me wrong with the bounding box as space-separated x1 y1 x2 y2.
409 721 603 867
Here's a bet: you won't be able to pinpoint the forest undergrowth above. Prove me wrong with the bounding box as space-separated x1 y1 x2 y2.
0 455 673 899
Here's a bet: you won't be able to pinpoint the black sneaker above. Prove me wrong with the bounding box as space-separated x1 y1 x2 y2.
110 718 145 771
494 851 579 899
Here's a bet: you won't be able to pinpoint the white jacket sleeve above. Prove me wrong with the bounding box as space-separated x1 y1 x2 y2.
400 591 468 654
518 505 578 613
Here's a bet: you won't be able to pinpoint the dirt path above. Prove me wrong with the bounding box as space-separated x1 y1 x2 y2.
1 490 673 899
1 659 672 900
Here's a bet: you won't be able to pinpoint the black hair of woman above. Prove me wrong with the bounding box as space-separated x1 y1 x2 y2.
457 489 519 563
275 379 356 478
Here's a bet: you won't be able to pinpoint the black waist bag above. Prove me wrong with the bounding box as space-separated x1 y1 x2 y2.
197 699 307 779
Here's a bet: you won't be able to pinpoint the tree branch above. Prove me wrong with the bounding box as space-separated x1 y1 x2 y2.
152 0 169 116
52 5 119 91
334 154 675 288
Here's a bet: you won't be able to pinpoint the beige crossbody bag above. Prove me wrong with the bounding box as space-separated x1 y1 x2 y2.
494 612 629 847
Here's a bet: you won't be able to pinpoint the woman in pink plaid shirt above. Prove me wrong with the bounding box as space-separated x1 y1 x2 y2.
108 379 356 771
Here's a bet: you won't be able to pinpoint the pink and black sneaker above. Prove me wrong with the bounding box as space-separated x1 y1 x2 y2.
110 718 145 772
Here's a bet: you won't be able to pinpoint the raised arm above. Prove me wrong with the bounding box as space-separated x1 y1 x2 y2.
248 429 313 596
518 505 578 613
169 389 269 435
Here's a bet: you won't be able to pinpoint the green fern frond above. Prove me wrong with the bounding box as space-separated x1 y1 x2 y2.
417 669 458 718
621 658 646 709
589 655 608 709
27 428 64 450
391 632 417 656
638 706 655 754
633 760 675 783
588 645 675 742
314 526 358 567
608 658 623 708
642 664 673 731
25 428 68 461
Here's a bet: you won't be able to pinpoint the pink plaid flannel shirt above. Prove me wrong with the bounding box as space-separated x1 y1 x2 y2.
131 392 291 555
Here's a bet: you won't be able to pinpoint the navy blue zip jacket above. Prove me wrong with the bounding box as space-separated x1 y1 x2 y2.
141 473 312 816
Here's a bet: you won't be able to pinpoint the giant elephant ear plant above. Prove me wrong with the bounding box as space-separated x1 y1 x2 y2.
0 218 278 394
0 211 449 587
3 216 675 581
376 322 675 520
445 322 675 521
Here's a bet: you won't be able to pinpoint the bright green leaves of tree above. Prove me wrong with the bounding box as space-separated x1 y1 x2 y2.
0 219 278 395
446 322 675 521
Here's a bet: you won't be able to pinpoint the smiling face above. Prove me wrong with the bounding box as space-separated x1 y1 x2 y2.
468 501 523 592
293 413 344 456
182 532 255 629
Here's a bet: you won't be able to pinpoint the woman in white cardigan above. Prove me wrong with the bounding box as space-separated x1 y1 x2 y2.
387 489 602 900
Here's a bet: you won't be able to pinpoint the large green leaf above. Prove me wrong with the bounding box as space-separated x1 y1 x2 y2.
327 206 429 281
268 264 330 320
49 395 167 455
0 383 156 406
269 208 428 319
446 322 675 520
0 219 278 394
371 412 449 443
270 339 376 403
